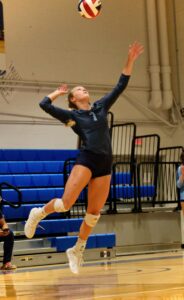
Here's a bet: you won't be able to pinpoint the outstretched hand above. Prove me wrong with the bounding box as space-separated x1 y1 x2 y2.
122 41 144 75
128 41 144 62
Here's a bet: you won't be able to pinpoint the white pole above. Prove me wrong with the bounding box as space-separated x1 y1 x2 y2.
146 0 162 109
157 0 173 110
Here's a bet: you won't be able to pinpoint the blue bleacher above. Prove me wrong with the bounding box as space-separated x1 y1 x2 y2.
139 186 155 198
0 149 116 254
0 149 79 161
53 233 116 252
0 148 157 254
0 171 131 187
3 204 67 220
2 204 116 253
35 219 83 235
112 172 131 185
2 187 64 203
0 161 65 174
115 185 155 199
0 174 64 187
3 204 45 219
2 184 155 206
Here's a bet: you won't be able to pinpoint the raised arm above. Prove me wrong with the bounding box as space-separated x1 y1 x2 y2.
95 42 144 111
122 41 144 75
39 84 73 123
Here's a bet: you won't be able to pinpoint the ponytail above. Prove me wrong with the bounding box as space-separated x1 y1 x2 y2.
67 90 78 109
65 119 76 127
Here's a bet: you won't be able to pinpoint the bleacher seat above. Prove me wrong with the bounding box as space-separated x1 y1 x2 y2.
2 185 155 208
3 204 45 220
0 149 79 161
35 219 83 235
112 172 132 185
0 174 64 187
0 161 65 174
54 233 116 252
2 187 64 203
139 186 155 197
114 185 155 199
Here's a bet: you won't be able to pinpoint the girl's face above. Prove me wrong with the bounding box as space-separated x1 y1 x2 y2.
70 86 90 108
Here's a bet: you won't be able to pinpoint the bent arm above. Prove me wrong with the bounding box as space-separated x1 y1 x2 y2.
39 97 73 124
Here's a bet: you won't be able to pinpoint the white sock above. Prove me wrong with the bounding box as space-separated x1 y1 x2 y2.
74 237 87 253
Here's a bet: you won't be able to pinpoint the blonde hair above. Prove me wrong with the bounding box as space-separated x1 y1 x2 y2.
65 119 76 127
68 90 78 109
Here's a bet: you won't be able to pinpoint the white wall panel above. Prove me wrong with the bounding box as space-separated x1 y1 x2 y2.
2 0 148 84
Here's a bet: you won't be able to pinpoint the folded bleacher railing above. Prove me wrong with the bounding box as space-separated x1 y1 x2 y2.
62 124 182 216
108 123 137 213
137 161 180 211
109 128 161 213
110 161 137 213
108 128 182 213
0 182 22 210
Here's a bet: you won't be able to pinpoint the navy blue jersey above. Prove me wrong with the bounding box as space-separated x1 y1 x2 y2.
40 74 130 155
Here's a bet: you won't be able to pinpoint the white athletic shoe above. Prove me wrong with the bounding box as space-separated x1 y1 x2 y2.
24 207 43 239
66 247 84 274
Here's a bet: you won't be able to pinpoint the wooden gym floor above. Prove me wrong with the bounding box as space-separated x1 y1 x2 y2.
0 250 184 299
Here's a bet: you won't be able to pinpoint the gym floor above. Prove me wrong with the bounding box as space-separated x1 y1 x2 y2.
0 250 184 299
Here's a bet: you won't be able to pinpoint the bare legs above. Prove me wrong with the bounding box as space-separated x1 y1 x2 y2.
43 167 111 244
43 165 92 214
65 172 111 274
78 174 111 240
25 163 112 274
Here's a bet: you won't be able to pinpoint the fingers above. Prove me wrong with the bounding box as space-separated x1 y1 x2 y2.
129 41 144 53
58 83 68 90
128 41 144 61
57 83 69 94
129 41 142 47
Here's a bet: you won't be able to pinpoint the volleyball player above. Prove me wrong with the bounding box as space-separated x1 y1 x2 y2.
24 42 144 274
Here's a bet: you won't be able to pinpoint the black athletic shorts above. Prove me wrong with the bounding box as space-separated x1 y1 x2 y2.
75 150 112 178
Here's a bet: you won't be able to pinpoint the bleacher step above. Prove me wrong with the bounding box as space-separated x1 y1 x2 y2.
0 238 52 253
11 247 56 255
5 248 116 268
